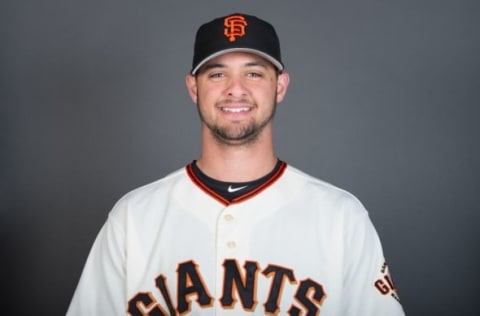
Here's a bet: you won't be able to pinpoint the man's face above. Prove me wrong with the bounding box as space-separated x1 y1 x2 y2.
186 52 289 146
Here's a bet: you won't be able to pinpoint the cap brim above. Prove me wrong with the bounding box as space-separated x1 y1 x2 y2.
191 48 284 75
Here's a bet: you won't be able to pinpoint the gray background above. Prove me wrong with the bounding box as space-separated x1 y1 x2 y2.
2 0 479 315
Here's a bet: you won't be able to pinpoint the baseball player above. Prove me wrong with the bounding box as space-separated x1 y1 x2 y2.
67 13 405 315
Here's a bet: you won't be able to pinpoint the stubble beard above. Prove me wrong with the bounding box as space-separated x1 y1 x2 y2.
197 97 278 146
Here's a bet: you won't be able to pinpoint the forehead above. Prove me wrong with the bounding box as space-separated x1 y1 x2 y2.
202 51 275 69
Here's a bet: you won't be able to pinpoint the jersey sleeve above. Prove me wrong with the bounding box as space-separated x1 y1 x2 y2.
66 210 126 315
341 200 405 316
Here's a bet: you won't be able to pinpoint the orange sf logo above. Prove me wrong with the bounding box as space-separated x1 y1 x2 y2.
224 15 248 42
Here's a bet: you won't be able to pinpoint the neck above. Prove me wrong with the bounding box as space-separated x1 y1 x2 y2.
196 126 277 182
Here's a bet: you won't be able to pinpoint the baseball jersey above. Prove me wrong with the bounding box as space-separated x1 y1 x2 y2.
66 163 405 315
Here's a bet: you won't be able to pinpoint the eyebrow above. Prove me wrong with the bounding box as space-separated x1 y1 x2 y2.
201 60 269 72
201 63 226 71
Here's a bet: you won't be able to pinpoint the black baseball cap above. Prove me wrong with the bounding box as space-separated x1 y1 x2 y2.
190 13 284 75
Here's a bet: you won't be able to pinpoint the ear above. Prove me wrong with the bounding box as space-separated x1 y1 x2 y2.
185 74 198 104
276 72 290 103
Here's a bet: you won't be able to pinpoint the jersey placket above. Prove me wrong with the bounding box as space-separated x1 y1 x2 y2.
214 203 250 313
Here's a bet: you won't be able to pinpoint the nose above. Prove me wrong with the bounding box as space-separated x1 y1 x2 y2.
225 76 247 97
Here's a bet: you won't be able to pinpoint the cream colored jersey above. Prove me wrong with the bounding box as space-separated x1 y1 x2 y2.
67 163 405 315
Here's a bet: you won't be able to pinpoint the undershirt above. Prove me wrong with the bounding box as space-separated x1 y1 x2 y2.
190 159 284 202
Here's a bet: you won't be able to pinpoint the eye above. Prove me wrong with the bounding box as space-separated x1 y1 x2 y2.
209 72 224 78
247 72 263 78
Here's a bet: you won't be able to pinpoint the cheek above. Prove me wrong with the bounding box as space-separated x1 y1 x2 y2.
199 86 228 109
196 91 211 107
260 86 279 103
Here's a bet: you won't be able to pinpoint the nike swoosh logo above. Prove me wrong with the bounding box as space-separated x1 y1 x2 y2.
227 185 248 193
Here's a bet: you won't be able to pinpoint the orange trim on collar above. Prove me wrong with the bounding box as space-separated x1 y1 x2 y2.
186 161 287 206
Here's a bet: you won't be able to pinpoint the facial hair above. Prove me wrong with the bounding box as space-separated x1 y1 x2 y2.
197 97 278 146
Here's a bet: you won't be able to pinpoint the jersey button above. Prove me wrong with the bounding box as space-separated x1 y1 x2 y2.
224 214 234 222
227 241 236 249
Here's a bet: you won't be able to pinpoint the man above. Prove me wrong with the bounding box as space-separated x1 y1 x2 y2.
67 13 405 315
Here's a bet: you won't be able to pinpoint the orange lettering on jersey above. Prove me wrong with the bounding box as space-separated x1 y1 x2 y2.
220 259 259 311
127 292 168 316
177 260 213 314
374 262 401 302
263 264 297 314
127 259 329 314
155 275 176 316
224 15 248 42
288 278 326 315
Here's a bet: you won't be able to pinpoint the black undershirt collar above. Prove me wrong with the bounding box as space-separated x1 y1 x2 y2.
190 159 283 202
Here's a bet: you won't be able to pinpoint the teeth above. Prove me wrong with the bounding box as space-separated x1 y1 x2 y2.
222 107 250 113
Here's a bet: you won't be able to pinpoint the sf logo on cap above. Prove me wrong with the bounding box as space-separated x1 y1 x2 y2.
224 15 247 42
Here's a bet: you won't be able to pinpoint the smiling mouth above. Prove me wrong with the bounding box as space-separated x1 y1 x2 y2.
221 107 251 113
